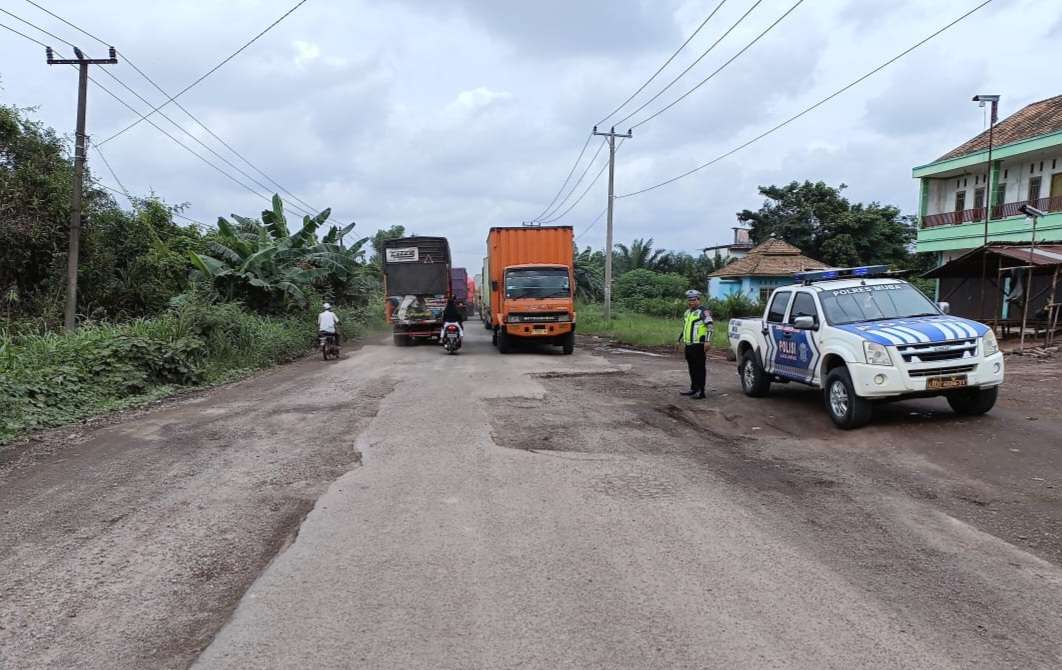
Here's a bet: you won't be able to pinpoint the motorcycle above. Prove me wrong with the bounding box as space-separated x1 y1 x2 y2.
442 323 462 355
319 331 340 360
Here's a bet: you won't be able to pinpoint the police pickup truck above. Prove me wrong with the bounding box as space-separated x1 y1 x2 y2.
728 266 1004 429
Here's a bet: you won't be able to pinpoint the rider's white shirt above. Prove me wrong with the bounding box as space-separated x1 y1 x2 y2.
318 311 339 333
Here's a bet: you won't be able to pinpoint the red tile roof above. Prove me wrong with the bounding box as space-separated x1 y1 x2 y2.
937 95 1062 162
708 239 827 278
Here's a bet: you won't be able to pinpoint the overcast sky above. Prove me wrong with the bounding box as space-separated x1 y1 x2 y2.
1 0 1057 269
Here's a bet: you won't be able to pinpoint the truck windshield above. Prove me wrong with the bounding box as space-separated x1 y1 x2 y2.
818 284 939 325
505 268 570 299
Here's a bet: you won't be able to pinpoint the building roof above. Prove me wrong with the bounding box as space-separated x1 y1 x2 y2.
936 95 1062 162
708 238 827 278
923 243 1062 278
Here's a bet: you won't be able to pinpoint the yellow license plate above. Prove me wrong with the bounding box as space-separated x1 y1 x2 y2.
927 375 968 390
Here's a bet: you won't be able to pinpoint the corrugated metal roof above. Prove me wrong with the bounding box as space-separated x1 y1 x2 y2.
923 244 1062 278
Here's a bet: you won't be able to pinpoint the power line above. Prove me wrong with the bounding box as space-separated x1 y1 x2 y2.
629 0 805 130
575 207 608 242
533 0 729 224
613 0 766 129
92 178 208 227
97 0 310 146
0 18 48 47
617 0 995 199
91 140 130 200
542 139 625 224
539 137 608 222
596 0 729 127
23 0 324 216
531 133 593 222
0 12 301 215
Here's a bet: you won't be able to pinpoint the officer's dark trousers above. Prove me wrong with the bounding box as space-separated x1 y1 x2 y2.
684 343 706 393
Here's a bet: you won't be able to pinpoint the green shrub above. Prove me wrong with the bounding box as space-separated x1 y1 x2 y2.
0 297 385 444
615 269 689 301
705 293 761 320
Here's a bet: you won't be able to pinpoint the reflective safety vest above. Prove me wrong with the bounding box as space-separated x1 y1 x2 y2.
681 307 711 345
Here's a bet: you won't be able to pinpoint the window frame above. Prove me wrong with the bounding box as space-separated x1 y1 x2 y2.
787 291 820 327
954 189 966 212
1028 175 1043 202
766 290 792 324
973 187 986 210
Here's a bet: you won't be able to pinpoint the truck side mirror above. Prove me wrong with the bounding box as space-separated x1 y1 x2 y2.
937 301 950 314
793 315 816 330
491 281 498 291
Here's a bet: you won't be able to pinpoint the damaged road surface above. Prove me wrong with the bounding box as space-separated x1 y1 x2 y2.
4 329 1062 669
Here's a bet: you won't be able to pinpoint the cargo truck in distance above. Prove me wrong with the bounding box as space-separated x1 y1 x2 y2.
486 226 576 355
451 267 469 317
383 236 452 346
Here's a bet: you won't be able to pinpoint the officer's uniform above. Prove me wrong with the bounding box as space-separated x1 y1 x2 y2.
680 304 713 396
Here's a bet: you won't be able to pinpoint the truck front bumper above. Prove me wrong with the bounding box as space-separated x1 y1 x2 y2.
848 352 1004 398
503 322 574 338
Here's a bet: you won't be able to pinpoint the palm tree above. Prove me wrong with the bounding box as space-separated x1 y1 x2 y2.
613 237 667 274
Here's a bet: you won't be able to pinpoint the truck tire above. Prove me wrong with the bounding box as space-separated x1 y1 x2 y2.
946 386 998 416
498 330 513 354
561 332 574 355
824 367 873 429
393 334 409 347
739 350 771 397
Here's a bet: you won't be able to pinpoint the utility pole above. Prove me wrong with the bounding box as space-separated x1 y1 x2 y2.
973 94 999 322
47 46 118 332
593 125 632 321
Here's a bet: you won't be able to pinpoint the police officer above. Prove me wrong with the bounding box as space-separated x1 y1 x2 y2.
678 289 713 399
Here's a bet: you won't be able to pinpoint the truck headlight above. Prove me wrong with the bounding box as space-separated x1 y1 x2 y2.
556 314 571 322
863 341 893 366
508 315 522 323
982 330 999 356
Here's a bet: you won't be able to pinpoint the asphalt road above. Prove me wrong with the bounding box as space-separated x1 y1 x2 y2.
3 326 1062 669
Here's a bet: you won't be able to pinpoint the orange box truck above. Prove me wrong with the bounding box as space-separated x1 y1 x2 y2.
486 225 575 355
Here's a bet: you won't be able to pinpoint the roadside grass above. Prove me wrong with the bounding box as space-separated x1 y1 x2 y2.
578 303 730 349
0 300 385 445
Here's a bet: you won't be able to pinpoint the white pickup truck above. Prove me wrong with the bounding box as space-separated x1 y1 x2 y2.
727 266 1004 429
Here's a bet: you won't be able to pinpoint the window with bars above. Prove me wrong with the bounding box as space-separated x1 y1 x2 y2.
1028 176 1042 202
954 190 966 212
973 187 985 210
993 182 1007 206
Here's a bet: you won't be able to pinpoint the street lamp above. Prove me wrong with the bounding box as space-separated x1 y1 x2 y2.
1017 203 1045 352
973 94 1000 321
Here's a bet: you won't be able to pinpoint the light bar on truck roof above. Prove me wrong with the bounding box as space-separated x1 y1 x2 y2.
794 265 890 284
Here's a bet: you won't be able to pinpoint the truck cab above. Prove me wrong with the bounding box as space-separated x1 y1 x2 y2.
497 263 575 353
486 226 576 355
728 266 1004 429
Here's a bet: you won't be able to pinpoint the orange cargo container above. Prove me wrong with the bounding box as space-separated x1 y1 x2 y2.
486 226 575 355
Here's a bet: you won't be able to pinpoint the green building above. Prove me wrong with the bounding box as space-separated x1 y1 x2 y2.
914 94 1062 263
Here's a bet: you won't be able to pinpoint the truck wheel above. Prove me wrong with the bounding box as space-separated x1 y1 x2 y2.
498 330 513 354
561 332 574 355
946 386 998 416
824 367 873 430
739 350 771 397
393 334 408 347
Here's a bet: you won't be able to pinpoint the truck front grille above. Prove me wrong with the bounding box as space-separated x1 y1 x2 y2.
897 338 977 363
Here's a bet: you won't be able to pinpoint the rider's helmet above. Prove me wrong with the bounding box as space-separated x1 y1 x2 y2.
323 302 332 310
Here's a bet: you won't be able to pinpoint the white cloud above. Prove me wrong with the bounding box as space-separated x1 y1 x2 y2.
0 0 1056 269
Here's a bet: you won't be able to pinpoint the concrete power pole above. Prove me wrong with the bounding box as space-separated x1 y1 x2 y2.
47 46 118 332
593 125 632 321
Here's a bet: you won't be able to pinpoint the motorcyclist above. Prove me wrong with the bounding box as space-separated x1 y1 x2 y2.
440 297 465 343
318 302 340 346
